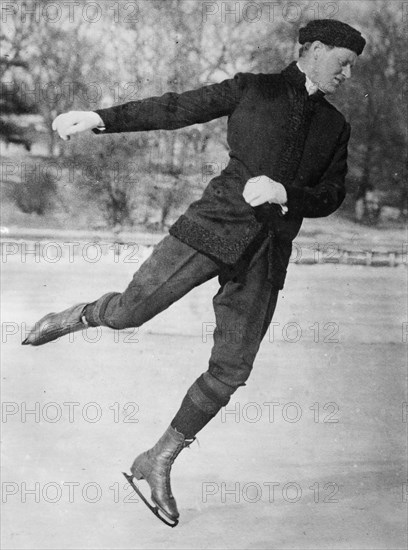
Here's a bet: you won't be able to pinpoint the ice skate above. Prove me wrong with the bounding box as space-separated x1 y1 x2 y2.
123 426 194 527
22 303 89 346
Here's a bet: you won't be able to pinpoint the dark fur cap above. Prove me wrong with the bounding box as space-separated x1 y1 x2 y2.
299 19 366 55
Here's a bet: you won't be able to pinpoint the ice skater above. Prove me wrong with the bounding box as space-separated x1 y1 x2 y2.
23 19 365 527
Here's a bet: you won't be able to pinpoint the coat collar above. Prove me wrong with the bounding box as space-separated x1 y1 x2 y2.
281 61 325 101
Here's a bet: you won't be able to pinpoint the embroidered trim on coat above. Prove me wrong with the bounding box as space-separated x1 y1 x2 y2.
169 215 262 266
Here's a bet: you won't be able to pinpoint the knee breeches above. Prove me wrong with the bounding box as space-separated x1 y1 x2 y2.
85 234 279 398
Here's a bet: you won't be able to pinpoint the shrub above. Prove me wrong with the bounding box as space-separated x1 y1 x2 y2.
11 170 57 215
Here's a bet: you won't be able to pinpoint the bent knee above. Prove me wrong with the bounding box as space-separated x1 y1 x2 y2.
208 361 253 395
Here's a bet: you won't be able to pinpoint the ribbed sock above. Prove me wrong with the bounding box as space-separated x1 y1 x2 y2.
171 373 232 439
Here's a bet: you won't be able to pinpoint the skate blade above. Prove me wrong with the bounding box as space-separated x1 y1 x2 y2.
122 472 179 528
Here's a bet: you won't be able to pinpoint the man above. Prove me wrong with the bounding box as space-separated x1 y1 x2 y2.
23 19 365 527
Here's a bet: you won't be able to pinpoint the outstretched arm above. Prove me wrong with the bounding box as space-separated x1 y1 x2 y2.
52 74 248 140
92 74 247 133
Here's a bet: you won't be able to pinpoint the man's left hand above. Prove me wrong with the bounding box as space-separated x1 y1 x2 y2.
243 176 287 207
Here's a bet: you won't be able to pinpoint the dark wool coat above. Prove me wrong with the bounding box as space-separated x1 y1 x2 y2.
95 62 351 289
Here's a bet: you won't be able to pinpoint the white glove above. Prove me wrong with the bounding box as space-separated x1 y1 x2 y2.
243 175 288 207
51 111 104 140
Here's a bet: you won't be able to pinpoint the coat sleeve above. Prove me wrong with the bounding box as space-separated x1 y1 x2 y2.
283 122 351 218
93 73 249 133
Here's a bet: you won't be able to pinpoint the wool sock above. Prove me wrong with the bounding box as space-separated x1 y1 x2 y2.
171 373 233 439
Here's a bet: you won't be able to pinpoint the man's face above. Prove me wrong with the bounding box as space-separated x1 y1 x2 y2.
311 44 357 94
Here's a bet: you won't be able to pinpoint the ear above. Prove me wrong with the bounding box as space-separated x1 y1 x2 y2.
310 41 325 59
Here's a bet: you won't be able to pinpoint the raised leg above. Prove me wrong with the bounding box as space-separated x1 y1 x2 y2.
22 235 219 345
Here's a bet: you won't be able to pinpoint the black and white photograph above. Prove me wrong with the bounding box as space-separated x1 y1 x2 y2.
1 0 407 548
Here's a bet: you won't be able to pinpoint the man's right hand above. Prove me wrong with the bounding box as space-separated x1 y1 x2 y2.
52 111 104 140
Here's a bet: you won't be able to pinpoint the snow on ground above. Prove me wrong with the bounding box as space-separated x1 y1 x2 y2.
1 247 407 549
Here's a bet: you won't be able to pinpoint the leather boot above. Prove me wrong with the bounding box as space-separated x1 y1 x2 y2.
130 426 194 522
22 303 89 346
